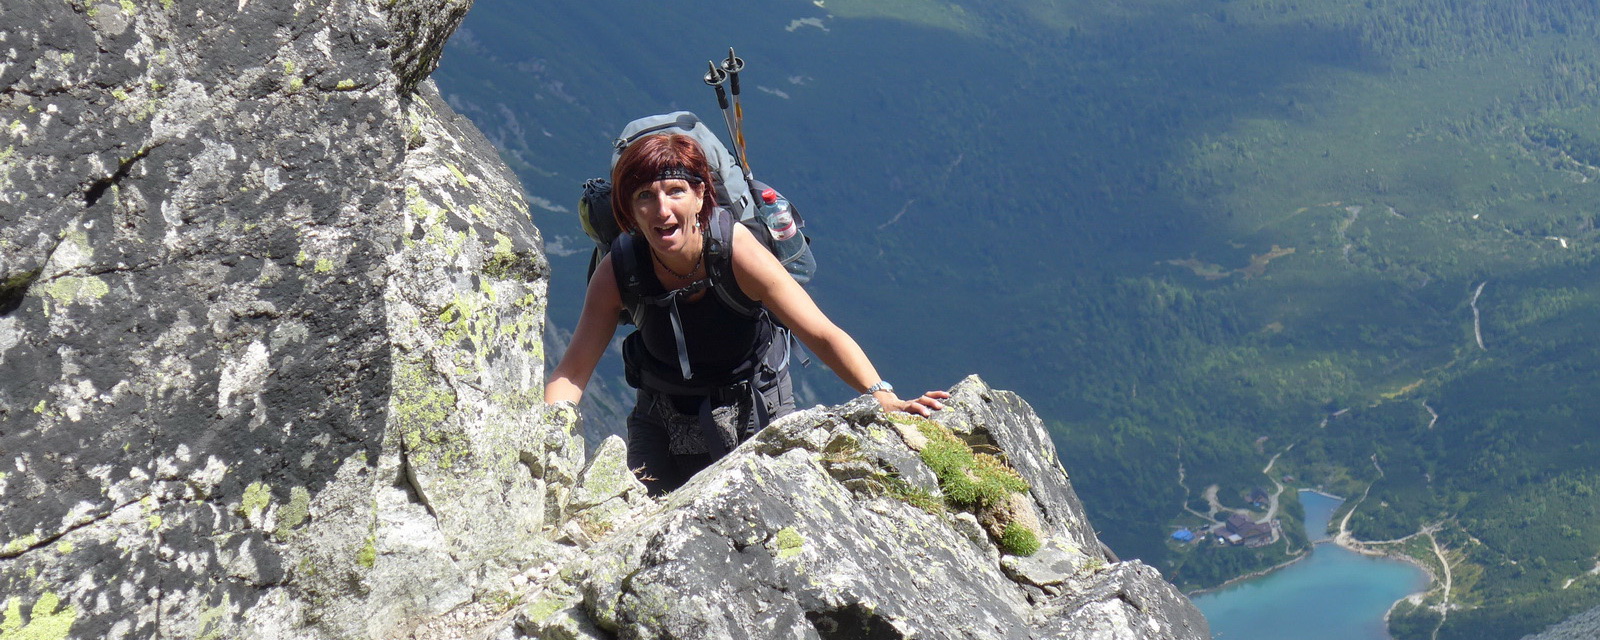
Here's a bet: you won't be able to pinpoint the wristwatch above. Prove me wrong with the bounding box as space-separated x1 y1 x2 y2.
866 380 894 395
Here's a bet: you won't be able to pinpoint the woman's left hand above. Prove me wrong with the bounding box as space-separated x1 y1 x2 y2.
877 390 952 417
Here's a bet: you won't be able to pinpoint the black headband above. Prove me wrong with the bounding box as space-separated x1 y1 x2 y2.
653 166 704 184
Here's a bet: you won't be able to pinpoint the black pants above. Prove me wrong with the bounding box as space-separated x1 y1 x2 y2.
625 364 795 496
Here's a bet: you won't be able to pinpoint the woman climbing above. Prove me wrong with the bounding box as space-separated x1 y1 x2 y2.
545 132 948 495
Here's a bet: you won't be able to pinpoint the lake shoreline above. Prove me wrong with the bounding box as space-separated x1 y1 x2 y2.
1192 491 1436 639
1331 537 1441 629
1184 545 1311 597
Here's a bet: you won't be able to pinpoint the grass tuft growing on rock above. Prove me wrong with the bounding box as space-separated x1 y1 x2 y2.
878 414 1041 556
914 420 1027 509
999 522 1041 556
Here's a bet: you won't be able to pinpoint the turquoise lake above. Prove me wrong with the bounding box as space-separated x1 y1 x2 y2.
1192 491 1432 640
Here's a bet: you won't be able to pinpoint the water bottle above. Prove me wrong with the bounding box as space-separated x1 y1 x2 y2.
759 189 798 241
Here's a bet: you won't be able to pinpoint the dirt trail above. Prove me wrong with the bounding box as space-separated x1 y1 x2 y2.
1427 527 1452 640
1258 445 1295 523
1177 464 1220 524
1471 281 1488 351
1336 454 1384 545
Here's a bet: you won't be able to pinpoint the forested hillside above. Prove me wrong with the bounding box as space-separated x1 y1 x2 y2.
434 1 1600 637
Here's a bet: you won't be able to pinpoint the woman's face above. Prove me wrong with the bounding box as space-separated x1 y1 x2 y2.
630 178 705 253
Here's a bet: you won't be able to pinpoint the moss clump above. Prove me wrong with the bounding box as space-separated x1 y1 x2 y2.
880 416 1040 556
999 522 1041 556
915 421 1027 509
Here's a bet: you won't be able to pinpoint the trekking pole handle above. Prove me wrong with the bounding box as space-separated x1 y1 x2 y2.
721 47 744 96
704 61 730 110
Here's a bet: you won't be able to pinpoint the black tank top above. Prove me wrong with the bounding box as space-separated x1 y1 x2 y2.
621 241 771 382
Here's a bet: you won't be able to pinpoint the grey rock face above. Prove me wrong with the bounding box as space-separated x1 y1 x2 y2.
0 0 556 637
530 377 1208 640
2 0 1206 638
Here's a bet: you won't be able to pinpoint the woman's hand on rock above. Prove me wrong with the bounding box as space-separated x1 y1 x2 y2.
878 390 951 417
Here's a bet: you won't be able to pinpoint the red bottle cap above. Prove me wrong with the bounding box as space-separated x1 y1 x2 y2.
761 188 778 204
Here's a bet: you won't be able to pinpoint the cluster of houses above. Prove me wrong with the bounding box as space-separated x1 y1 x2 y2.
1171 513 1279 549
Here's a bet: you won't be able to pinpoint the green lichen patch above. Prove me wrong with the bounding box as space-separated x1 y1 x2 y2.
446 162 471 188
195 593 231 640
0 534 40 558
238 481 272 520
483 232 540 281
0 592 78 639
37 276 110 306
999 522 1041 557
393 359 463 470
774 527 805 559
273 486 311 539
524 595 566 625
356 535 377 568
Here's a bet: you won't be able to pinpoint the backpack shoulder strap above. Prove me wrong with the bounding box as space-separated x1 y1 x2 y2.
704 207 760 319
610 232 648 323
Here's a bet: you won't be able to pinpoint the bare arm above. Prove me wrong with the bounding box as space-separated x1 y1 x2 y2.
728 224 947 415
545 253 623 405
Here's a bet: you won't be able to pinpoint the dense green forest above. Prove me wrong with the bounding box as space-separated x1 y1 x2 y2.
435 1 1600 637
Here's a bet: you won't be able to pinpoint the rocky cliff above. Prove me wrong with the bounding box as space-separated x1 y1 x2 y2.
0 0 1207 637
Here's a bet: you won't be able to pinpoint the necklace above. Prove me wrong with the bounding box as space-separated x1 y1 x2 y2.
652 244 704 280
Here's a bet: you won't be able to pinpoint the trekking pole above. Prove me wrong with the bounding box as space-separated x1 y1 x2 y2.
703 60 748 176
720 47 752 179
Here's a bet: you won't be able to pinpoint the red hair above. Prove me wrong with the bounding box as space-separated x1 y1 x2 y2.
610 134 718 234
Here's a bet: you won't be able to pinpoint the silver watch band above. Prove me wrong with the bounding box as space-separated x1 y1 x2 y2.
866 380 894 395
